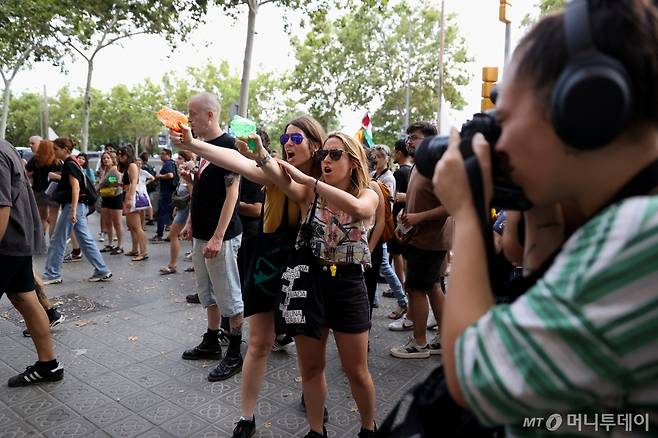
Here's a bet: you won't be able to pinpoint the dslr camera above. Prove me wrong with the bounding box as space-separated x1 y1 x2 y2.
414 111 532 211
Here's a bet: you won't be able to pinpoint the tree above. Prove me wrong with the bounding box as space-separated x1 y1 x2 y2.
53 0 211 151
0 0 67 139
522 0 565 27
212 0 383 119
290 1 472 143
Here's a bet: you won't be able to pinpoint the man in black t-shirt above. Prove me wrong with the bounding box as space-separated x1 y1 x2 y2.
387 139 413 283
179 92 244 382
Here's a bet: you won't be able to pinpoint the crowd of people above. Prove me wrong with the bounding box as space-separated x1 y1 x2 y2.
1 0 657 437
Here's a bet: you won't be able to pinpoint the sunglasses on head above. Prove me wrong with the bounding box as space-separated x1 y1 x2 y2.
315 149 345 161
280 133 304 146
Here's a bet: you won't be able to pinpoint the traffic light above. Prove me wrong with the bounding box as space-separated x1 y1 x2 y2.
499 0 511 23
481 66 498 112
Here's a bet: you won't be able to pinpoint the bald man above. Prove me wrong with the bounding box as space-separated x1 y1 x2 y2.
28 136 42 154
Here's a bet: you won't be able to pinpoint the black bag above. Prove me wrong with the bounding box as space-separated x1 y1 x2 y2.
53 158 97 215
172 193 190 210
245 193 298 297
277 195 325 340
377 366 503 438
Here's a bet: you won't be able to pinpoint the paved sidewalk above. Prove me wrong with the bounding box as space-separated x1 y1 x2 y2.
0 219 439 437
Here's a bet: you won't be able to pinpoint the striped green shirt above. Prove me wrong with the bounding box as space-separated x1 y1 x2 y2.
456 197 658 437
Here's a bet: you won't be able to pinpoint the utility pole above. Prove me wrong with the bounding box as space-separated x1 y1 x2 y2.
437 0 446 132
403 18 411 134
500 0 512 67
42 85 49 139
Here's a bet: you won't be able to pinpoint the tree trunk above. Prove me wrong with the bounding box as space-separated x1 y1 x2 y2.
238 0 258 117
0 78 12 140
81 59 94 152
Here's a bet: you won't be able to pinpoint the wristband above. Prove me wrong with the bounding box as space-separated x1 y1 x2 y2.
313 178 320 193
255 154 272 168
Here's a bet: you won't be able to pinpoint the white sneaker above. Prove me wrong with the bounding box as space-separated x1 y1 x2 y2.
390 337 430 359
388 316 414 331
98 232 105 243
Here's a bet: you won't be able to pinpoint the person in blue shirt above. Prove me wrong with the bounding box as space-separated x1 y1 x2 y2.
151 148 176 242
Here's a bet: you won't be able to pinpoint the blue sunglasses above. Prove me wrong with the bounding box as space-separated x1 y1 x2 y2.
280 133 305 146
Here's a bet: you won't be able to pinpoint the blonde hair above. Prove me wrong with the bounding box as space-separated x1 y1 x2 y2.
324 132 370 197
100 151 117 171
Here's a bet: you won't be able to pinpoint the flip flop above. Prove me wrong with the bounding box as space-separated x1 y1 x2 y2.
132 254 149 262
184 266 195 273
124 251 139 257
159 266 177 275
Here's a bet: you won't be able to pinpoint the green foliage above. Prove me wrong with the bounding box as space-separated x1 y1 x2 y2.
290 1 472 145
521 0 566 27
4 62 294 151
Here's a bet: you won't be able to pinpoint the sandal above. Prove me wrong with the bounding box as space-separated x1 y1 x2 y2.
124 250 139 257
100 245 113 253
132 254 149 262
159 266 176 275
184 266 195 273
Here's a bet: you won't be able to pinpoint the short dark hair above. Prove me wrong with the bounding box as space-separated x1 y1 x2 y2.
515 0 658 126
104 143 117 152
394 139 409 157
139 152 150 162
160 148 172 157
76 152 89 169
407 122 438 137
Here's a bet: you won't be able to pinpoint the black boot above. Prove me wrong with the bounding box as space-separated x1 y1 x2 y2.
208 354 243 381
358 423 377 438
303 427 327 438
231 415 256 438
182 330 221 360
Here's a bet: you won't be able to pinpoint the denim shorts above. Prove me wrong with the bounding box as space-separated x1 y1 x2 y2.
173 206 189 225
193 235 243 317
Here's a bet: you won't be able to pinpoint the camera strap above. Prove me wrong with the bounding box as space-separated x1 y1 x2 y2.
463 156 508 295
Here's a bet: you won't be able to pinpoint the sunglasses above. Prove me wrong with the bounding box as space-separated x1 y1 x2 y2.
315 149 345 161
279 133 305 146
405 134 424 143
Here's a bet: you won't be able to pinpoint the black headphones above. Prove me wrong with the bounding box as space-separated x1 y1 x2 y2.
549 0 633 150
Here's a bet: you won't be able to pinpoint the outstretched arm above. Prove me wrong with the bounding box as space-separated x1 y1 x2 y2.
277 160 379 220
171 125 270 186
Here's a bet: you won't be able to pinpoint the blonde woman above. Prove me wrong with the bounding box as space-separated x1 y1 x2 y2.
96 151 124 254
252 132 379 438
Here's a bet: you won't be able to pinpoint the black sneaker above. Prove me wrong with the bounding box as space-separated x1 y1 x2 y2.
303 427 327 438
218 328 230 347
272 334 295 352
182 333 222 360
8 362 64 387
300 395 328 423
23 308 66 337
186 293 201 304
208 355 243 381
358 424 377 438
232 416 256 438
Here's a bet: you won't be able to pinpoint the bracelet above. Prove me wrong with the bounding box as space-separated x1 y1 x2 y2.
255 154 272 168
313 178 320 193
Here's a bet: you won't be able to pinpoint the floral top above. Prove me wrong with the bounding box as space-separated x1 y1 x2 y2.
298 196 372 267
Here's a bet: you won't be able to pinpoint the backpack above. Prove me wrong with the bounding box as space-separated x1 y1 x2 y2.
375 180 396 242
70 158 98 214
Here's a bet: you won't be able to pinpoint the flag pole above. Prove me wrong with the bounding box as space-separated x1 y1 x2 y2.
437 0 446 132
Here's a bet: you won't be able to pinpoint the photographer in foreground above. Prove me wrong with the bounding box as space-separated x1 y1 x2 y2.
435 0 658 435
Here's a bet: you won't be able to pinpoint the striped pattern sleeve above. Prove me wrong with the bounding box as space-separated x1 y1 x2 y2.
455 197 658 431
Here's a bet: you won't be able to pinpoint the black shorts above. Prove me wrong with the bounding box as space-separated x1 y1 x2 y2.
101 194 123 210
243 282 278 318
0 255 36 298
318 264 371 334
403 246 446 292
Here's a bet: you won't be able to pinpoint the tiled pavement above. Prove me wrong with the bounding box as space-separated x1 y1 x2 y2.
0 218 439 437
